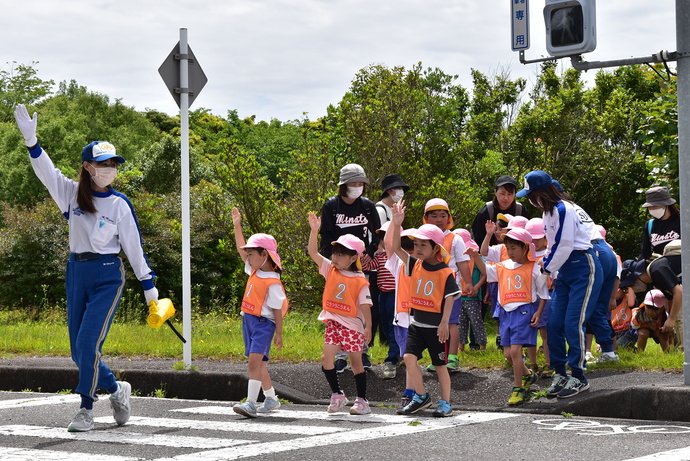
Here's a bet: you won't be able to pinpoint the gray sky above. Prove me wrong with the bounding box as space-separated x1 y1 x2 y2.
2 1 677 122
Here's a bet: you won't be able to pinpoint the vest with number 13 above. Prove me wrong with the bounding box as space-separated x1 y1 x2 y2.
496 261 534 307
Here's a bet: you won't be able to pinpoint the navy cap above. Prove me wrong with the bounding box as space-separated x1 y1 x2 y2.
516 170 553 198
82 141 125 163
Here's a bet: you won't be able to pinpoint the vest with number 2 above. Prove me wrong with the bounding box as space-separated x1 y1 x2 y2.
496 261 534 306
323 266 369 317
409 259 454 313
242 271 289 318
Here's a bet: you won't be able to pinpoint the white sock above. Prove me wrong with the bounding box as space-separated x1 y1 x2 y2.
263 387 276 400
247 379 261 404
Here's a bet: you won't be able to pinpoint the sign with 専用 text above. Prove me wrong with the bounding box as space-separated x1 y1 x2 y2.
511 0 530 51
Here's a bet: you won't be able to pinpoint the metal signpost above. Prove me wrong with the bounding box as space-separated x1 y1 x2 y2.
158 28 207 368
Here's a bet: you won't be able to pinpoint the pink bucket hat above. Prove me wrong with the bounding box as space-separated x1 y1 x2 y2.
409 224 450 263
423 198 454 229
453 228 478 252
507 215 529 229
401 227 416 238
241 233 282 270
504 227 536 261
332 234 365 270
595 224 607 240
526 218 545 239
644 289 667 309
376 221 402 235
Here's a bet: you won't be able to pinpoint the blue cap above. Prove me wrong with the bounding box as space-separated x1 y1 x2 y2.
516 170 553 198
552 179 564 192
82 141 125 163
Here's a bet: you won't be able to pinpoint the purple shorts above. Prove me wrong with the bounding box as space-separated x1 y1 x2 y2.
242 313 276 360
394 324 408 356
449 297 462 324
538 296 552 329
498 302 539 347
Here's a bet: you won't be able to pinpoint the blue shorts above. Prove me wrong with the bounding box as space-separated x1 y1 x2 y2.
499 302 539 347
394 324 409 357
242 313 276 361
448 297 462 324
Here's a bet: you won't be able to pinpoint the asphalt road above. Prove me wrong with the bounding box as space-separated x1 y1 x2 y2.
1 391 690 460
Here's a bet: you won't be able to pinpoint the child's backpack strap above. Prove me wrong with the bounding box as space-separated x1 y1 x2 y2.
376 203 391 222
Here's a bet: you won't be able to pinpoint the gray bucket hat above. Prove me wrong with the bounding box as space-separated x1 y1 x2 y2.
338 163 369 185
642 186 676 207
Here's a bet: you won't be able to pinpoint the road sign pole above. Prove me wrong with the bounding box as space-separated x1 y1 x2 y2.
675 1 690 384
179 28 192 368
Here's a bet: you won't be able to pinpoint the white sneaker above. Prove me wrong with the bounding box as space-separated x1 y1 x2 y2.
257 397 281 413
588 352 620 364
67 408 94 432
110 381 132 426
382 362 397 379
585 351 594 361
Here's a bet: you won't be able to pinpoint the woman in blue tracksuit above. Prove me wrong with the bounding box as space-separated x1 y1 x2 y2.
517 170 602 399
14 105 159 432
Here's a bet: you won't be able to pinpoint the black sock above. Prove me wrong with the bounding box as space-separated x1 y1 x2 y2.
322 366 341 394
354 371 367 400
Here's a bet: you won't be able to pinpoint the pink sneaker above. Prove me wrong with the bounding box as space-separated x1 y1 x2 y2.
327 393 349 413
349 397 371 415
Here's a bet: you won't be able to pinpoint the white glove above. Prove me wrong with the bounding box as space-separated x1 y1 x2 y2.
144 287 159 305
14 104 38 147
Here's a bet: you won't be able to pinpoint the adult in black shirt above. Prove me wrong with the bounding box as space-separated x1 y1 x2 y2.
471 175 530 247
639 185 681 260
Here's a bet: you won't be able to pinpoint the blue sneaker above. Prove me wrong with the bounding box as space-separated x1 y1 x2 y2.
257 397 281 413
432 399 453 417
233 401 258 418
398 393 432 415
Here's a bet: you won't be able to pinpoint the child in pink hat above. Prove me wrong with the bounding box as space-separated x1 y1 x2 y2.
631 289 673 352
423 198 472 372
231 208 289 418
469 227 549 406
389 202 461 417
452 229 487 352
308 212 373 415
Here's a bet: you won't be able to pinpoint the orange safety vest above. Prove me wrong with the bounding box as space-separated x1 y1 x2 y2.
499 245 509 262
611 289 635 332
396 264 412 314
497 261 534 306
241 271 289 318
409 259 454 313
443 233 455 253
322 266 369 317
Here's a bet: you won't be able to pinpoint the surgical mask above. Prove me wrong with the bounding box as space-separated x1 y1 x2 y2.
391 189 404 203
90 166 117 188
649 207 666 219
347 186 364 200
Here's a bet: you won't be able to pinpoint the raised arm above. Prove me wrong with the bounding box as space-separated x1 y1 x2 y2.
308 211 325 267
232 207 247 262
480 220 496 257
390 201 409 262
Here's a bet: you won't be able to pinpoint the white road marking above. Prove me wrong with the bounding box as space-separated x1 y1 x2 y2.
0 425 249 449
0 394 80 409
0 446 142 460
623 446 690 460
98 415 345 435
173 406 519 426
154 414 517 461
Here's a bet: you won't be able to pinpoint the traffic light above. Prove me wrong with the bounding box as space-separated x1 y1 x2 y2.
543 0 596 57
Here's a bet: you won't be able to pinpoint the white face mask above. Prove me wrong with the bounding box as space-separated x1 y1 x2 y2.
649 207 667 219
347 186 364 200
90 166 117 188
391 189 405 203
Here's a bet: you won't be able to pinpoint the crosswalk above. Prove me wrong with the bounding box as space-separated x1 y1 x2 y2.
0 393 517 460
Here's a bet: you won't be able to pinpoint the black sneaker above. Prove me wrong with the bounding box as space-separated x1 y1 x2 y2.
362 353 372 371
556 376 590 399
546 374 569 398
399 393 432 415
335 359 349 374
